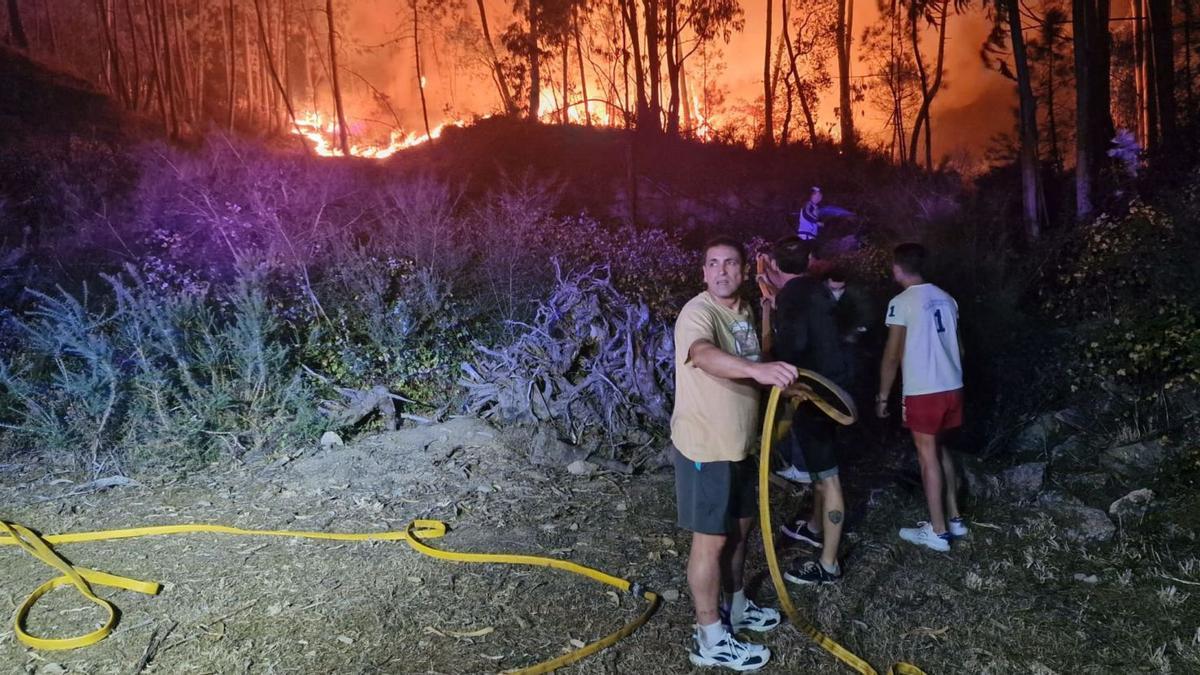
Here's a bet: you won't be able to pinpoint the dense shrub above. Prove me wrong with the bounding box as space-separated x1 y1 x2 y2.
0 138 715 468
0 269 319 472
1040 200 1200 394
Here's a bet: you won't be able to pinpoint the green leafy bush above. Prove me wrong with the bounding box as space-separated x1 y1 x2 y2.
1040 201 1200 393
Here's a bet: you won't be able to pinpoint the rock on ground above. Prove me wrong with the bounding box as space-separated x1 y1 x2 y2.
963 459 1045 501
1000 462 1046 500
1042 499 1116 543
1109 488 1155 521
1100 440 1168 478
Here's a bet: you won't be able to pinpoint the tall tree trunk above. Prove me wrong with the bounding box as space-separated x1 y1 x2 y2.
1185 0 1195 109
1072 0 1095 220
142 0 171 133
575 14 590 126
475 0 515 114
528 0 541 120
6 0 28 49
836 0 856 150
665 0 681 135
325 0 350 154
1093 0 1113 146
171 0 195 122
164 0 189 125
908 0 949 169
890 3 907 165
253 0 307 152
621 9 631 127
561 36 569 123
123 0 143 109
781 67 793 145
762 0 774 147
1045 43 1061 170
781 0 817 146
1147 0 1176 149
1009 0 1044 235
620 0 649 128
643 0 662 132
96 0 130 107
678 39 693 130
163 0 183 121
226 0 236 129
152 0 179 137
1135 0 1156 147
411 0 432 138
283 0 292 125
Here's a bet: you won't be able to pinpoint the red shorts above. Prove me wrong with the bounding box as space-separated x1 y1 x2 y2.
903 389 964 435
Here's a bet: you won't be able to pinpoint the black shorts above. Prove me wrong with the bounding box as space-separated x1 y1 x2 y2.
792 405 839 480
674 452 757 535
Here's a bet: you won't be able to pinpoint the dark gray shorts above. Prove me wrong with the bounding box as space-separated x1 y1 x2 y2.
674 451 758 535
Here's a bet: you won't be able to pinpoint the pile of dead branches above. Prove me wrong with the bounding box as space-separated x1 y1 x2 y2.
460 265 673 457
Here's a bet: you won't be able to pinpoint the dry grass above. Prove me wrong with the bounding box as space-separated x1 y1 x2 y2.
2 421 1197 674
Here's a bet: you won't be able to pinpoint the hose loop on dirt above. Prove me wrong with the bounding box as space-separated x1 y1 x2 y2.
2 518 658 673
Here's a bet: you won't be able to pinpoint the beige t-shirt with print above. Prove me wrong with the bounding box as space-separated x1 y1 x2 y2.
670 291 762 463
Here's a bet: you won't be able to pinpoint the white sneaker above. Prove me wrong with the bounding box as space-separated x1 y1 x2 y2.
774 465 812 484
948 517 969 538
689 628 771 671
722 598 782 633
899 522 951 552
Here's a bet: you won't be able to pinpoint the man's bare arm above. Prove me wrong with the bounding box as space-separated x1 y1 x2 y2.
877 325 906 416
689 340 798 389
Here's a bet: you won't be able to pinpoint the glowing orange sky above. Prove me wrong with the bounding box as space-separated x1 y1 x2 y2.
323 1 1016 165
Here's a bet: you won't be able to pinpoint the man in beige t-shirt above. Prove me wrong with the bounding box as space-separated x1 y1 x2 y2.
671 236 798 671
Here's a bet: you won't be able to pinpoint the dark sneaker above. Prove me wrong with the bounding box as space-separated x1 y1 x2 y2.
780 519 824 547
783 560 843 585
688 628 771 671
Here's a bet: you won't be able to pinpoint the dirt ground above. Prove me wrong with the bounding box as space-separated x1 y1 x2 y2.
3 416 1198 674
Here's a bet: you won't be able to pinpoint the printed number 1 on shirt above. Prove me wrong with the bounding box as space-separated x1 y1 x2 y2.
933 308 946 333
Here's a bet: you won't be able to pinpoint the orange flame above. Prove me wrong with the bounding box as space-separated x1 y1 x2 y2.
291 110 468 158
292 89 714 158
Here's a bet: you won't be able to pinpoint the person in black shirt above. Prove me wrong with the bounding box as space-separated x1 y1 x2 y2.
760 236 851 585
825 268 876 414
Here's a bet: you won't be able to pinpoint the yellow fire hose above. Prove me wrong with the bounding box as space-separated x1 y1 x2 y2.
1 518 658 673
759 377 926 675
5 371 923 673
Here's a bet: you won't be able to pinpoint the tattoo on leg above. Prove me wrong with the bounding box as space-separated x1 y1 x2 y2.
828 510 843 525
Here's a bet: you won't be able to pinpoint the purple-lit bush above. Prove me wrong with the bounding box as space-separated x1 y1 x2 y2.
0 138 705 467
0 268 320 472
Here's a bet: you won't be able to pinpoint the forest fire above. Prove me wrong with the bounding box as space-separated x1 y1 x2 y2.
295 92 714 159
291 111 468 159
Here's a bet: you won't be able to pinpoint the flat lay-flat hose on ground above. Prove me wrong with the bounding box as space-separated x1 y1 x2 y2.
0 518 658 674
758 375 926 675
6 370 923 674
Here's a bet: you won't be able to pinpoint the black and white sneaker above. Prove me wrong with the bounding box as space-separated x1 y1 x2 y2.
720 598 782 633
783 560 843 585
780 519 824 547
689 629 771 671
948 517 969 538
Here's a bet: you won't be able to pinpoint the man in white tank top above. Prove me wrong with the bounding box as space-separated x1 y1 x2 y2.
876 243 967 552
